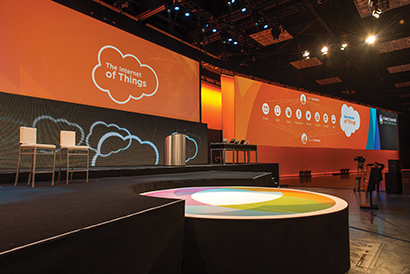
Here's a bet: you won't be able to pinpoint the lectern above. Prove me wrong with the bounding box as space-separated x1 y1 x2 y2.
164 133 186 166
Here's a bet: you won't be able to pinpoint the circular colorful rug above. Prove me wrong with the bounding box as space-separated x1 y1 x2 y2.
142 186 348 219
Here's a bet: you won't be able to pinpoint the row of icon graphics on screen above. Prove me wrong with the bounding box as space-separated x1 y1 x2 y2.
31 115 198 166
262 103 336 124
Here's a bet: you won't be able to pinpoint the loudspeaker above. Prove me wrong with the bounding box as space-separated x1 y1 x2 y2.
388 159 401 174
385 172 402 194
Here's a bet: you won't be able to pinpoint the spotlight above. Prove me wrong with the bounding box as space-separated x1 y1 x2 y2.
225 0 235 6
368 0 389 18
241 6 247 12
271 27 281 40
228 38 233 42
233 41 238 45
264 24 269 29
174 5 180 11
184 11 190 17
303 50 310 59
340 43 347 50
212 27 217 33
366 35 376 44
321 46 328 55
372 9 382 18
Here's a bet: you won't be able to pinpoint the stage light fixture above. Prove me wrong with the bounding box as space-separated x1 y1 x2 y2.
368 0 389 18
241 6 247 12
225 0 235 6
220 30 228 43
200 18 208 32
303 50 310 59
233 41 238 45
372 9 383 18
164 0 173 13
321 46 328 55
271 27 281 40
366 35 376 44
184 11 190 17
174 5 180 11
212 27 217 33
264 24 269 29
252 12 262 26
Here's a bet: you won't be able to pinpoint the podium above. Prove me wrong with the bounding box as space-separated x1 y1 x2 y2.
164 134 186 166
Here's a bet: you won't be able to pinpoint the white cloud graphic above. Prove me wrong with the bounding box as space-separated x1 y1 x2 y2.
86 121 159 166
92 45 159 104
32 115 85 152
340 104 360 137
1 117 29 150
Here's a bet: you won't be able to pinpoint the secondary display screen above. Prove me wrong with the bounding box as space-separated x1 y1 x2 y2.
234 76 398 150
0 0 199 122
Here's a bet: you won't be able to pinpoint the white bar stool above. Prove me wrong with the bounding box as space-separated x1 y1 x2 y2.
14 127 56 187
58 130 90 184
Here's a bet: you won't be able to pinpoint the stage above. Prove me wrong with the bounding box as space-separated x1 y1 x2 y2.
0 163 349 273
3 163 279 185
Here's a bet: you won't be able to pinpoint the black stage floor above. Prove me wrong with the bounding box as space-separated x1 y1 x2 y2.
0 165 279 274
0 169 273 254
3 163 279 185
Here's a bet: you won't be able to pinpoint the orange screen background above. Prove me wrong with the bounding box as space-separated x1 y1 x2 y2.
201 82 222 130
0 0 199 122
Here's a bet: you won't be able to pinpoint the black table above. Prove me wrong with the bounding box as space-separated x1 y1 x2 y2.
210 143 257 164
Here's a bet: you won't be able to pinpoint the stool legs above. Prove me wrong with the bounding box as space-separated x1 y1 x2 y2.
14 148 22 186
15 147 55 187
51 151 55 186
86 150 89 183
58 148 89 184
66 149 69 184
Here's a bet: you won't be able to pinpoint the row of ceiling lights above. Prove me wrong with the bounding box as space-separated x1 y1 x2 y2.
302 35 377 59
300 0 391 60
164 0 282 45
163 0 382 57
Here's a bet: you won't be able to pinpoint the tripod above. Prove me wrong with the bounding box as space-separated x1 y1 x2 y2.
353 163 365 192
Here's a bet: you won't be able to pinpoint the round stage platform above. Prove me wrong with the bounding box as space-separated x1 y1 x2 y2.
143 186 350 274
143 186 347 219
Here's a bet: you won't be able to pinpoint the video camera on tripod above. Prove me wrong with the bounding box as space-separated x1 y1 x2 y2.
354 156 365 168
354 156 366 193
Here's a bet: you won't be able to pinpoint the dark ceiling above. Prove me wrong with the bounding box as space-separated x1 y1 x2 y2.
95 0 410 114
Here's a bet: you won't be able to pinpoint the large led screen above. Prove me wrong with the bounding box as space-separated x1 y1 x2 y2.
235 76 398 150
0 0 199 122
0 92 207 169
